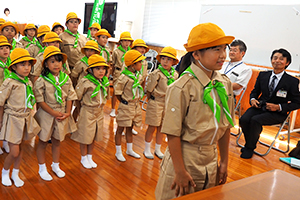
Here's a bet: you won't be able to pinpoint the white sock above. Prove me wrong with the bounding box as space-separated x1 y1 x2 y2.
87 154 97 168
1 168 11 186
132 129 138 135
51 162 65 178
38 163 53 181
11 168 24 187
81 156 92 169
126 143 141 158
3 141 9 153
155 143 164 159
110 109 116 117
115 145 126 162
144 141 154 159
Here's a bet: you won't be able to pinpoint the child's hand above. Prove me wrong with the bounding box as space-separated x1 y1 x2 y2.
56 112 70 122
52 111 63 118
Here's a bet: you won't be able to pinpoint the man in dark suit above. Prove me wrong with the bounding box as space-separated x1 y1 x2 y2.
239 48 300 159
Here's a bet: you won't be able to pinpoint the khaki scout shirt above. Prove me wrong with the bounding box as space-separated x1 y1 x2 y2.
71 60 88 80
19 38 29 49
161 62 235 145
146 68 179 99
99 45 110 63
111 48 125 70
59 31 88 68
26 44 41 58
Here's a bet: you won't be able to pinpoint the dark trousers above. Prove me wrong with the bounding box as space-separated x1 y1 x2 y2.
239 107 287 149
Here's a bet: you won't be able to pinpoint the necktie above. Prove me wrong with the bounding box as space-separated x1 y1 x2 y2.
269 75 277 96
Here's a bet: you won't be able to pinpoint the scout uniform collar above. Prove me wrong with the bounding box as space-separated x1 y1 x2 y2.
118 45 130 63
99 45 110 62
84 73 109 98
64 29 80 48
80 56 89 66
121 67 144 99
0 57 11 80
158 64 175 85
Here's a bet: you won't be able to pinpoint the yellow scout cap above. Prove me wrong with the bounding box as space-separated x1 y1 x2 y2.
37 25 51 38
119 31 133 43
66 12 81 24
43 32 62 43
0 21 19 33
124 49 146 67
95 29 111 38
42 46 67 67
0 18 6 26
8 48 36 69
23 23 37 36
86 54 109 71
81 40 100 54
88 22 101 31
0 35 12 49
51 22 65 32
131 39 149 53
156 46 179 65
184 23 234 52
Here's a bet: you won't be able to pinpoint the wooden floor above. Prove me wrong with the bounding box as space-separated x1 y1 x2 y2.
1 97 300 199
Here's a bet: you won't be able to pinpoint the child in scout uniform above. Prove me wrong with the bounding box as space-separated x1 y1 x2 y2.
0 21 23 50
114 50 145 162
34 46 77 181
155 23 235 199
27 25 50 58
31 32 71 83
144 46 179 160
88 22 101 41
0 48 41 187
71 54 110 169
52 22 65 36
131 39 149 88
95 29 111 77
71 40 100 121
110 31 133 117
19 23 38 49
60 12 88 73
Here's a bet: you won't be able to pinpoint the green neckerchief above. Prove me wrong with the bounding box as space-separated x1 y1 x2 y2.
8 72 36 109
80 56 89 66
88 36 96 41
38 46 46 54
158 64 175 85
63 63 67 71
23 36 41 49
121 67 144 99
41 71 69 104
10 38 17 52
118 45 130 63
65 29 80 48
0 57 11 80
181 66 234 126
84 73 109 99
99 45 110 62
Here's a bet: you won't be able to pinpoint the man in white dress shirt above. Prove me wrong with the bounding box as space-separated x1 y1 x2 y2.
220 40 252 96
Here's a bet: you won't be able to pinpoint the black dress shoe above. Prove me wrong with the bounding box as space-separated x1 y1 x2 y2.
240 147 246 153
240 148 254 159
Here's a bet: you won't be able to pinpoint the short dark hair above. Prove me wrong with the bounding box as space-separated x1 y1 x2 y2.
41 54 64 76
4 8 9 14
270 48 292 69
230 39 247 53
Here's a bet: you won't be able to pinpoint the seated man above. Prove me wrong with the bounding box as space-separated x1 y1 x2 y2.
220 39 252 96
239 48 300 159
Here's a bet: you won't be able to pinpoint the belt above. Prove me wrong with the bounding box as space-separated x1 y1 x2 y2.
116 67 121 71
121 99 128 105
150 95 155 100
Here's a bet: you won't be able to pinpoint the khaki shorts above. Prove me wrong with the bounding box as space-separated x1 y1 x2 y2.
116 100 142 127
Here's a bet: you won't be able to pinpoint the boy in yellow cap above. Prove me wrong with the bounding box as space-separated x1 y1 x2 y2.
51 22 65 36
0 21 23 50
155 23 235 199
30 32 71 83
114 49 145 162
19 23 38 49
27 25 50 58
144 46 179 160
95 29 111 63
34 46 77 181
0 48 40 187
88 22 101 41
71 54 110 169
60 12 88 73
110 31 133 117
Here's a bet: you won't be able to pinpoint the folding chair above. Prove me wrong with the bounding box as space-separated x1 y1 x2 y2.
231 87 247 136
236 112 292 156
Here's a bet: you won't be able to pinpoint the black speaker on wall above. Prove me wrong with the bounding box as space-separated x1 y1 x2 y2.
83 2 117 37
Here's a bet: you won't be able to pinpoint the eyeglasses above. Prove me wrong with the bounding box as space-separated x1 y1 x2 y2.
68 20 79 24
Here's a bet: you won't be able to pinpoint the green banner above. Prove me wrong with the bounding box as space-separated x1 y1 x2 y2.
88 0 105 38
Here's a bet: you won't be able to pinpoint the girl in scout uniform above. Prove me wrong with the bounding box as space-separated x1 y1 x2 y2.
110 31 133 117
71 54 109 169
88 22 101 41
155 23 235 199
0 48 40 187
144 46 179 160
19 23 38 49
31 32 71 83
114 50 146 162
34 46 77 181
52 22 65 36
131 39 149 88
71 40 100 121
27 25 50 58
0 21 23 50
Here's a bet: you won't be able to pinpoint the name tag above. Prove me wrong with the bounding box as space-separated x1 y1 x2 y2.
276 90 287 98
